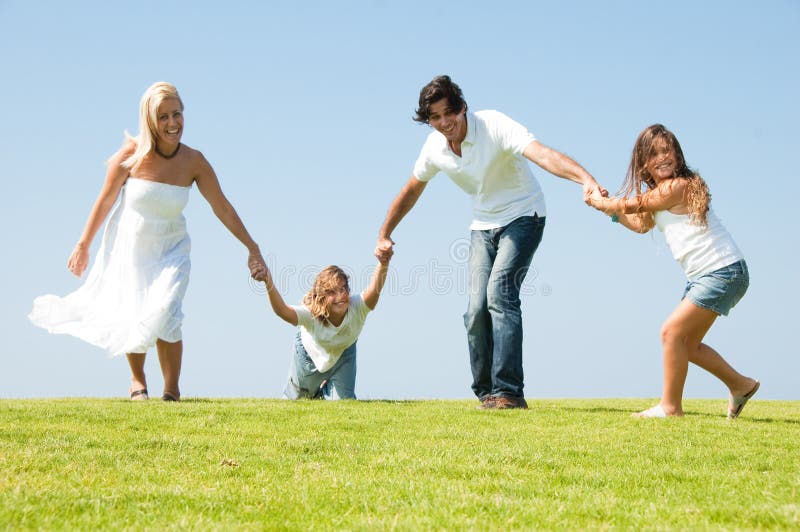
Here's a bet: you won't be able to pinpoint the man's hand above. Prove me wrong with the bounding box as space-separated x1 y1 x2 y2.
583 181 608 203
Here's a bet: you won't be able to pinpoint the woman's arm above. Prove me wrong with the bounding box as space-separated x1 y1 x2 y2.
67 142 133 277
263 265 298 326
193 152 267 280
362 259 391 311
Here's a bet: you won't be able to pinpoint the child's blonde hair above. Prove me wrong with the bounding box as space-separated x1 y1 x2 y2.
303 266 350 324
622 124 711 226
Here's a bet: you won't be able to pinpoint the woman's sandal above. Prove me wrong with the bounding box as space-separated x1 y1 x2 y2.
162 392 180 402
130 388 149 401
728 380 760 419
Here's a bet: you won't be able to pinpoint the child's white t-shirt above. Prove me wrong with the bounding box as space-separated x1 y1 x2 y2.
291 294 371 372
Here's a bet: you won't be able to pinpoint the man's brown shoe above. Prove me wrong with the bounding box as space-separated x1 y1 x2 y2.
476 395 497 410
493 396 528 409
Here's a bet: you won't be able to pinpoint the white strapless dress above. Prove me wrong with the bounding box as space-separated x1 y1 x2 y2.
29 178 192 356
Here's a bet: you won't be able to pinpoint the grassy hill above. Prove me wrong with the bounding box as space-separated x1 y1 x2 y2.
1 398 798 529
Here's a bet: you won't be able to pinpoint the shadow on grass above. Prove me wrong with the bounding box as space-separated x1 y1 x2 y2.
747 416 800 425
557 405 634 415
360 399 461 404
110 397 226 404
557 404 800 424
687 412 800 425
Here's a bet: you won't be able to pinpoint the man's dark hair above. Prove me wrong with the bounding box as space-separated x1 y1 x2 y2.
413 75 468 124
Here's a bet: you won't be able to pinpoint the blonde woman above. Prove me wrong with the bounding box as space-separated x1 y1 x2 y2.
30 82 267 402
586 124 758 418
263 256 391 400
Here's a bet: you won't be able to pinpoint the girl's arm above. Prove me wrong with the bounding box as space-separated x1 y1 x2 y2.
615 211 655 234
263 265 298 326
192 152 267 280
362 259 391 311
67 142 134 277
587 179 687 233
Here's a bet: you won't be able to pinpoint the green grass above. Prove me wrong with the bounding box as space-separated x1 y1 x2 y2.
1 398 798 530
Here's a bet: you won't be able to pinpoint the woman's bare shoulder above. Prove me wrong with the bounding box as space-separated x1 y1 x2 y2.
179 144 207 165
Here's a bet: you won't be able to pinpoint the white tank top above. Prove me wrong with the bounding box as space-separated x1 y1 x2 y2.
654 208 744 280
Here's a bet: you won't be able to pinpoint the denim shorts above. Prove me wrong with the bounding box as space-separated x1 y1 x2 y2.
682 260 749 316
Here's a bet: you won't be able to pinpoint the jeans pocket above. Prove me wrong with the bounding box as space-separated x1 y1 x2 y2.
708 265 738 287
709 272 734 287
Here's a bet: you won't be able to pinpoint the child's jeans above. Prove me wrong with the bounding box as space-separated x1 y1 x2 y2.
283 331 357 400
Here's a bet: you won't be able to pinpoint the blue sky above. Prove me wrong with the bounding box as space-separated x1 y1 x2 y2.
2 1 798 400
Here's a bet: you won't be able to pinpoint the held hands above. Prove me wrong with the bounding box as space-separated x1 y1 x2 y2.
248 249 268 281
376 243 393 266
584 187 606 209
67 243 89 277
583 183 613 214
583 181 608 203
374 236 394 264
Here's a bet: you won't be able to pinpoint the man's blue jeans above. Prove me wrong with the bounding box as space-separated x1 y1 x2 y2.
464 214 545 399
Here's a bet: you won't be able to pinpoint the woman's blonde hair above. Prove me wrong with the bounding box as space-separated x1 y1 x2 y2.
120 82 183 169
622 124 711 226
303 266 350 324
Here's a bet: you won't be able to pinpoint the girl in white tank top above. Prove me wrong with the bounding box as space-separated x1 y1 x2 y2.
586 124 758 419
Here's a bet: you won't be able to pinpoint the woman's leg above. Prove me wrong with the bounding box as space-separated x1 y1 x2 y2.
156 339 182 400
126 352 148 399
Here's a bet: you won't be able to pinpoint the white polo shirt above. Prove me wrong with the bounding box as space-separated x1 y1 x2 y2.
413 110 546 230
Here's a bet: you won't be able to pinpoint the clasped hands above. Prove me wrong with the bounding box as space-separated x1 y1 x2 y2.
248 250 268 282
584 182 612 213
374 237 394 264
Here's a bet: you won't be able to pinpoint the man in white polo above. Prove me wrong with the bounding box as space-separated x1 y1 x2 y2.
375 75 604 409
